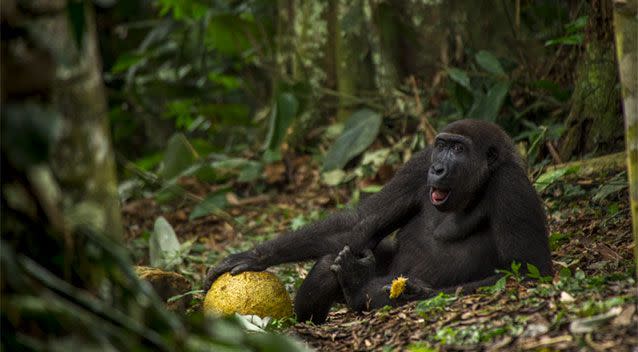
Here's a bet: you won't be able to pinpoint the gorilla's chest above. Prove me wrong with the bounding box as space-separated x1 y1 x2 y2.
392 208 499 286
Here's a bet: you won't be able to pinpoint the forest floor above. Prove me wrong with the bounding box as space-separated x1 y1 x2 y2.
122 157 637 351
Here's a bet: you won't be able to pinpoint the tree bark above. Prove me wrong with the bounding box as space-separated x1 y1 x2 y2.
25 1 123 239
560 0 623 160
612 0 638 273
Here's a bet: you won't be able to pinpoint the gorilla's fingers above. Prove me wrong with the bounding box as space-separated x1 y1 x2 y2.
203 269 221 290
230 264 251 275
360 249 375 265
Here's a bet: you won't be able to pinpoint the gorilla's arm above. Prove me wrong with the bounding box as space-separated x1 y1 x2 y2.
259 150 429 261
490 163 553 276
204 150 431 288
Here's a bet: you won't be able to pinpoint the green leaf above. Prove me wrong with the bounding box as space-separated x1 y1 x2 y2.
237 162 262 182
154 183 184 204
167 289 205 303
290 215 309 231
189 158 262 183
526 263 541 279
112 53 146 74
205 14 255 55
199 103 251 125
475 51 505 76
510 261 522 276
467 81 510 121
559 267 572 280
361 185 383 193
545 34 584 47
189 193 227 220
321 169 347 186
150 216 182 269
534 166 580 192
566 16 589 33
207 73 243 90
592 172 627 202
447 68 471 90
479 275 507 294
416 293 456 317
493 276 507 291
531 80 570 102
549 231 572 251
159 133 199 180
264 93 299 152
322 109 382 171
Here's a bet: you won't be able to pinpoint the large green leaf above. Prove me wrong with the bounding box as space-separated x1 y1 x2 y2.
192 158 262 183
534 166 580 192
468 81 510 121
154 182 184 204
322 109 382 171
149 216 182 269
264 93 299 154
189 193 227 220
205 14 255 55
159 133 199 180
475 51 505 76
447 68 471 90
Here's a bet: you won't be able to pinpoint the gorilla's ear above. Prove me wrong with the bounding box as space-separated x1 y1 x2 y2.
487 146 499 165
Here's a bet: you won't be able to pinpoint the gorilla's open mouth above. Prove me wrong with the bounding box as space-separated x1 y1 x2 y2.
430 187 450 205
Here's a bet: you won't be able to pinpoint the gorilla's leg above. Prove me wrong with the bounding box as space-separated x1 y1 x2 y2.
294 254 341 324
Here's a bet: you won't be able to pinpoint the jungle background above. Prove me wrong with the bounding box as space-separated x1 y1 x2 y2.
2 0 637 351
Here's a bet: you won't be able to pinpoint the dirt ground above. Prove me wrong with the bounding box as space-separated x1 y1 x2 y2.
122 161 637 351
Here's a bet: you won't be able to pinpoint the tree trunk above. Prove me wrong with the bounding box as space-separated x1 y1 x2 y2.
23 1 123 239
612 0 638 273
560 0 623 160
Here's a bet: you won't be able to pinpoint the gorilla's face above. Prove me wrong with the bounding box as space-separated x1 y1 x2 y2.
428 133 487 212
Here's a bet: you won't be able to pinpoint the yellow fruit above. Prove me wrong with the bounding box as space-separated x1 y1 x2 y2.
203 271 293 319
389 276 407 299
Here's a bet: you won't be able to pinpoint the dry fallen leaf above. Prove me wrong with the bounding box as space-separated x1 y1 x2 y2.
560 291 575 303
611 304 636 327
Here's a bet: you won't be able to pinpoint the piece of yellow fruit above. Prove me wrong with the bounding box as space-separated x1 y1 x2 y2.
203 271 293 319
389 276 408 299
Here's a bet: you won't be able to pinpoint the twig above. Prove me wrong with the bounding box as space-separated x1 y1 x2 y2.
546 141 562 164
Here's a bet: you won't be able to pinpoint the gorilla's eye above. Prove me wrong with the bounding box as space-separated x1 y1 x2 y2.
453 144 464 153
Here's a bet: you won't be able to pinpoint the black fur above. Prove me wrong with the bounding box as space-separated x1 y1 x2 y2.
205 119 552 324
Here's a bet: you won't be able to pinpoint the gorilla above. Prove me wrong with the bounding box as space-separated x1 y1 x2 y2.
204 119 553 324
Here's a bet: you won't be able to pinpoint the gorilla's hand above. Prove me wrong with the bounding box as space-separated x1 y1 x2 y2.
329 246 376 309
203 250 266 290
383 277 435 304
330 246 376 287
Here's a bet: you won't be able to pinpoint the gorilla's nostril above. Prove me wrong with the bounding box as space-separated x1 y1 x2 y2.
433 165 445 175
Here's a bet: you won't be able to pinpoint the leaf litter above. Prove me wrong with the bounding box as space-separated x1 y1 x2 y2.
122 158 636 351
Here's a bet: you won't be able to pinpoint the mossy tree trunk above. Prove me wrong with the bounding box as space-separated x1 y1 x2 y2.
334 0 376 121
560 0 623 160
23 0 123 239
612 0 638 273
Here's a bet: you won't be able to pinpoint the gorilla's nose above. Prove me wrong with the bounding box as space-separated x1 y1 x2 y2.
429 164 447 183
